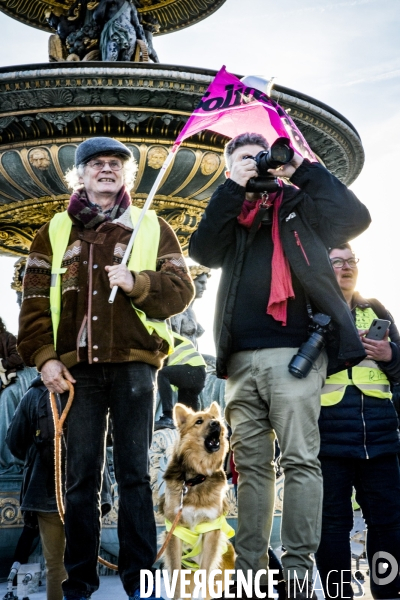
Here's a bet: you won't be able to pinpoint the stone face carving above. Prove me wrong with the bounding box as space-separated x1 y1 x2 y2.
200 152 220 176
147 146 168 169
28 148 51 170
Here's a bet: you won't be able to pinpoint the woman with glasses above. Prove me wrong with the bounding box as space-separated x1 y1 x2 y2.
315 242 400 599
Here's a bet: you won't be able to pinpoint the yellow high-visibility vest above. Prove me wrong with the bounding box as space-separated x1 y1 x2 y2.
321 306 391 406
48 207 174 352
168 333 206 368
164 515 234 571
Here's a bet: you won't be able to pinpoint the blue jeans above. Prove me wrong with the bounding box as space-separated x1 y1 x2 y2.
315 454 400 599
61 362 157 599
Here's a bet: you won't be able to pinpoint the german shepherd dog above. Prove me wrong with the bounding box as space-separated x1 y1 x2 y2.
159 402 235 599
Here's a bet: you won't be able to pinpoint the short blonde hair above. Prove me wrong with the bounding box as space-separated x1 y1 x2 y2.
64 154 138 192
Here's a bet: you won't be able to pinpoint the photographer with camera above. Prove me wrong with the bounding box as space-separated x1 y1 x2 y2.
189 132 371 599
315 244 400 600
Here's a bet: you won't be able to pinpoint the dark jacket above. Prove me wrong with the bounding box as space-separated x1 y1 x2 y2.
0 331 24 384
6 376 113 513
189 159 371 378
319 294 400 459
6 376 59 512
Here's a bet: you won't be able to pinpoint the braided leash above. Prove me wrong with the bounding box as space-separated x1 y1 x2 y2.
49 381 118 571
155 484 186 561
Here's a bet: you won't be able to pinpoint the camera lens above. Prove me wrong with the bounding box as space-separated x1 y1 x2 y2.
255 138 294 175
288 332 326 379
270 144 292 164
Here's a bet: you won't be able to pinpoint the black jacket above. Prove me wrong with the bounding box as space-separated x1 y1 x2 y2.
319 294 400 459
189 159 371 378
6 376 113 514
6 376 59 512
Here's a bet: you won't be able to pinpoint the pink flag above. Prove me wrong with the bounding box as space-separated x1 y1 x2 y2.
173 66 315 161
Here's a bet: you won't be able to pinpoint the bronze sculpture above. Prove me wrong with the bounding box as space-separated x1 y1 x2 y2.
94 0 145 61
47 0 150 62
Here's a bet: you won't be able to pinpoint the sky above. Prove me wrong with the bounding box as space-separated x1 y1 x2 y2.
0 0 399 355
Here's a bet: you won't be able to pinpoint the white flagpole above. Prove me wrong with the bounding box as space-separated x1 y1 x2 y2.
108 148 177 303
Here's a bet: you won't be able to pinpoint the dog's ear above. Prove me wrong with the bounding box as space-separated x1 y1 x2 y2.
208 401 222 419
174 403 194 427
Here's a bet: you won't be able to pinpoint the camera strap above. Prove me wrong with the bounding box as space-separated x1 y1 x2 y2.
305 296 317 326
245 193 273 250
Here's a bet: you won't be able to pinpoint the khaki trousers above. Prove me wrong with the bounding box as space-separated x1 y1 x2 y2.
37 512 66 600
225 347 327 582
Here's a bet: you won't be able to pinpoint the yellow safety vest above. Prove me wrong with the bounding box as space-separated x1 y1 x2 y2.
168 333 206 368
48 207 174 352
165 515 234 571
321 306 391 406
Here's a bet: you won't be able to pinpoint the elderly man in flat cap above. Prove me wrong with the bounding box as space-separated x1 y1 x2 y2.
18 137 194 600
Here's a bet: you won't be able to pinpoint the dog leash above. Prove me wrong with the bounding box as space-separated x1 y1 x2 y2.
156 473 208 561
49 381 118 571
156 483 187 561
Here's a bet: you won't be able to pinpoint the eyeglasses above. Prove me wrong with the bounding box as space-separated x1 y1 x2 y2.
330 257 359 269
87 159 123 171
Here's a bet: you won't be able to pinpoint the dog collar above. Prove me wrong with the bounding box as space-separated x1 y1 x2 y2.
185 474 207 487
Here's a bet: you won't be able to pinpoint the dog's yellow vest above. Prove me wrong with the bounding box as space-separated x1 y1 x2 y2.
165 516 234 570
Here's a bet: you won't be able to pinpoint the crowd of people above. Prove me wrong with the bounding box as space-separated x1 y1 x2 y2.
2 132 400 600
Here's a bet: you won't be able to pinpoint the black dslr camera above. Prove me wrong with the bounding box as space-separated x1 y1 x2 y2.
246 137 294 193
288 313 333 379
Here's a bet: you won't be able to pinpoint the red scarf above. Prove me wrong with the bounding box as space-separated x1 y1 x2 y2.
238 191 294 326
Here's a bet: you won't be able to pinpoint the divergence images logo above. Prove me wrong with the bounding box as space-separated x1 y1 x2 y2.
371 552 399 586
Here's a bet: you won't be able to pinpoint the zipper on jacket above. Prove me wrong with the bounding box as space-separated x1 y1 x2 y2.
293 231 310 265
361 393 369 459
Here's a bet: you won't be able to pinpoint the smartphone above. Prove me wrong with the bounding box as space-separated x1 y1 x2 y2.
365 319 391 340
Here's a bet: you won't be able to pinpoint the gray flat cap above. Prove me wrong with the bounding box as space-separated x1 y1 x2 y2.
75 137 132 165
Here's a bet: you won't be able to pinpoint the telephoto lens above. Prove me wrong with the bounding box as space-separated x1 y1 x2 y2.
246 137 294 193
288 331 326 379
256 137 294 174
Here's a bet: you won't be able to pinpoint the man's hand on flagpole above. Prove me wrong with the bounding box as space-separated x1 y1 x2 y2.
105 264 135 293
268 151 304 180
227 152 258 187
